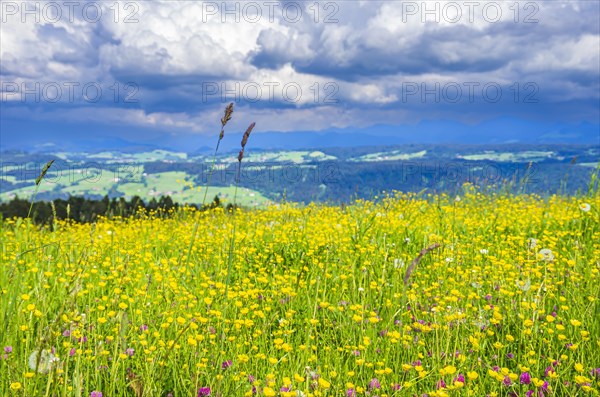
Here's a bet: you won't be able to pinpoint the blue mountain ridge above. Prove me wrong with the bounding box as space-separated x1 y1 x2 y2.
1 117 597 153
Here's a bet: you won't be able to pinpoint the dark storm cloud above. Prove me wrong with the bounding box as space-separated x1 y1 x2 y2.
0 1 598 146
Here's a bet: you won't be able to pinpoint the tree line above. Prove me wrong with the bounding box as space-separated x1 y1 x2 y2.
0 195 227 225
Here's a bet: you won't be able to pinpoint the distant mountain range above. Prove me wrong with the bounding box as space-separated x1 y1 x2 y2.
1 116 598 154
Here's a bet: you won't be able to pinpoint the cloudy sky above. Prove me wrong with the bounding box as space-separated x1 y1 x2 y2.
1 1 599 150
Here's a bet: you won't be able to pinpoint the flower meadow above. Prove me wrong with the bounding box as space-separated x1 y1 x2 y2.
1 189 599 396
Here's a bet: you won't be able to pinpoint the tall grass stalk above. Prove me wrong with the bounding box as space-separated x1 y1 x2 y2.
587 163 600 197
220 122 255 362
27 160 55 220
160 103 233 389
185 103 234 267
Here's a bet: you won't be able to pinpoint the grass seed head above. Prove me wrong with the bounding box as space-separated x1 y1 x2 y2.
219 103 234 139
35 160 55 185
404 243 441 285
241 122 256 149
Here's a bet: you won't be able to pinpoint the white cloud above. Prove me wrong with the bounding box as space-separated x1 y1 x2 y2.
520 34 600 73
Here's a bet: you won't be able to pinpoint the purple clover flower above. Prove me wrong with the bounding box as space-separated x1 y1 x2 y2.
221 360 232 370
520 372 531 385
90 392 103 397
453 374 465 384
197 387 211 396
369 378 381 390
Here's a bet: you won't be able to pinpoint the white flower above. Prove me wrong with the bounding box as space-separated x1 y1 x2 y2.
445 257 454 263
579 203 591 212
404 237 411 243
455 196 461 202
358 287 364 292
537 248 555 262
516 279 531 292
28 349 59 374
480 249 489 255
527 238 537 249
393 258 406 269
474 317 489 328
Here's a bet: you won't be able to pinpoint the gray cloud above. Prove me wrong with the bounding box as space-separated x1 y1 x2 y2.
0 0 598 139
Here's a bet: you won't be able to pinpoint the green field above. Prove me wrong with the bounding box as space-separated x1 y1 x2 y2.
460 151 555 162
350 150 428 162
1 170 271 207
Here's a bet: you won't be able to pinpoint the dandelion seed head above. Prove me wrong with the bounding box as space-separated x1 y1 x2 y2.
28 349 58 374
